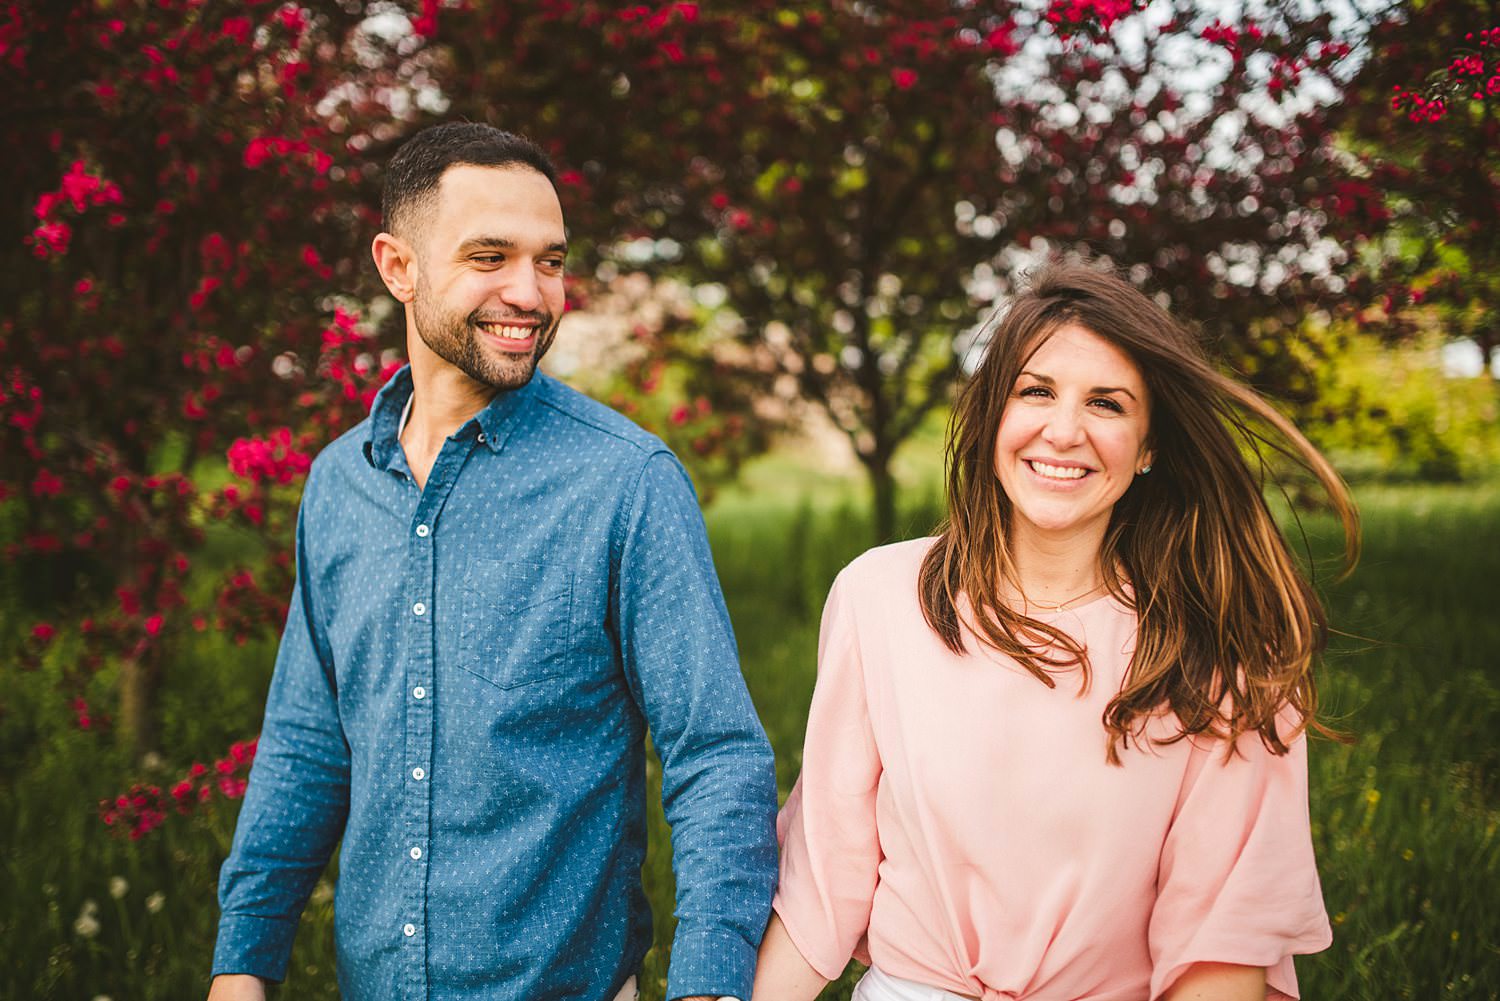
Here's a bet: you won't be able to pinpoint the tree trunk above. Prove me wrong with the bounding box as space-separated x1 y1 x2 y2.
866 453 897 545
119 656 159 761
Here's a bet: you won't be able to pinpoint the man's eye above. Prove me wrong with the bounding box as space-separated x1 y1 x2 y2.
472 255 503 265
540 258 565 270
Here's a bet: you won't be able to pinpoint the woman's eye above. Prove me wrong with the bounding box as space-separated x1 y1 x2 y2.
1018 386 1050 399
1090 397 1125 413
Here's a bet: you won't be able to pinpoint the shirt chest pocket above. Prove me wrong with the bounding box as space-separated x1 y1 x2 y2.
458 559 573 690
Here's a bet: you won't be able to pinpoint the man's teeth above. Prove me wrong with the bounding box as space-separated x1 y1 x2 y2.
480 323 533 341
1029 460 1088 480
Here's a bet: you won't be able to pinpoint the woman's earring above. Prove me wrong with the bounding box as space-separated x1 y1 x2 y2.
1137 464 1152 475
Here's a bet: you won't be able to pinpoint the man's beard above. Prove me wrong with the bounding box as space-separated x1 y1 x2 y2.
412 281 557 392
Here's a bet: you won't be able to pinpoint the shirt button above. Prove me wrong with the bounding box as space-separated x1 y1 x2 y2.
415 524 430 538
403 923 416 937
476 432 487 444
412 602 426 617
412 686 426 700
412 767 426 781
410 846 422 860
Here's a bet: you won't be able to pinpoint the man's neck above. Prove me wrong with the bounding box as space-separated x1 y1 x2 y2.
401 336 499 489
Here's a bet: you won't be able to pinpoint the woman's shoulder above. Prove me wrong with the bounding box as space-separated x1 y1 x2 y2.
836 536 938 592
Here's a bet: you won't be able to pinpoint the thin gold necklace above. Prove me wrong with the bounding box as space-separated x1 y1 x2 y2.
1022 579 1107 612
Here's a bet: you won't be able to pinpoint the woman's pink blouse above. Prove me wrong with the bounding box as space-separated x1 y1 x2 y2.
772 539 1332 1001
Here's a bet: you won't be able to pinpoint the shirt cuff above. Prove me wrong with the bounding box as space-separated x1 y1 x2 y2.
665 925 758 1001
211 912 300 983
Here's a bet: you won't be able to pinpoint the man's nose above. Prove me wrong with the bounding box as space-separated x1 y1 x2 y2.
496 265 542 312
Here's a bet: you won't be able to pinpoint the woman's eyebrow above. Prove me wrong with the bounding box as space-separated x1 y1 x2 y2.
1019 371 1138 400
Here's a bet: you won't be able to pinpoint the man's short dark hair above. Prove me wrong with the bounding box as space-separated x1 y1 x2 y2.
381 122 559 237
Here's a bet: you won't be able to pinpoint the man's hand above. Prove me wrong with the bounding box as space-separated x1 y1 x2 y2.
206 974 267 1001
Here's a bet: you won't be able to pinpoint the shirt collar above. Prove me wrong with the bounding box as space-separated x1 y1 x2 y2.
362 365 541 472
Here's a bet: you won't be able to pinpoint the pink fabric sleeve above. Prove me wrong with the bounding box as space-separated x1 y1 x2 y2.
771 573 883 981
1148 727 1333 1000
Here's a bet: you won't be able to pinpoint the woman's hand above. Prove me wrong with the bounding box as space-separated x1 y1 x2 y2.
1161 962 1265 1001
750 913 830 1001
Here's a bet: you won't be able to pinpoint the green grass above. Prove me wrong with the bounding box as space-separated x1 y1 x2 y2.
3 480 1497 999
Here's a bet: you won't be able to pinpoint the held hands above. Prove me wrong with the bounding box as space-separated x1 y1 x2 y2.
206 974 267 1001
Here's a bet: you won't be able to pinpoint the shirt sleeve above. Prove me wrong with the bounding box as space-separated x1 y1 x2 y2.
212 484 351 982
613 451 780 1001
1148 722 1332 1000
770 570 882 981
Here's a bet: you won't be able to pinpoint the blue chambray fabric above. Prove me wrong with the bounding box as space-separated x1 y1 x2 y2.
212 366 779 1001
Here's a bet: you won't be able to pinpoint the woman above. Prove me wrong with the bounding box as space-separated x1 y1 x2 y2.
752 261 1358 1001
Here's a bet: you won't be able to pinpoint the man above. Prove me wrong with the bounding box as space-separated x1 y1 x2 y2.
208 123 778 1001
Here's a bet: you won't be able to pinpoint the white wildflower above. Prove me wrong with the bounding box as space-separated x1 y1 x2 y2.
109 876 129 900
145 891 165 914
73 900 100 938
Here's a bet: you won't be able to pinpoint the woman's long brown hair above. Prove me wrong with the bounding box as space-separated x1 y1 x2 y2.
918 260 1360 762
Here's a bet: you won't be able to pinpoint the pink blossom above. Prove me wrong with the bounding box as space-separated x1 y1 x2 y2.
892 68 918 89
34 191 63 219
30 220 72 258
411 0 439 36
228 427 313 484
60 160 101 211
276 6 308 34
221 16 253 45
189 276 222 310
244 137 274 169
31 468 63 497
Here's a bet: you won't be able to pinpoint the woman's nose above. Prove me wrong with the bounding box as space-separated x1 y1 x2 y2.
1040 407 1086 448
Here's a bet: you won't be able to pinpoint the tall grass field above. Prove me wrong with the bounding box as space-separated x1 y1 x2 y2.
2 481 1497 999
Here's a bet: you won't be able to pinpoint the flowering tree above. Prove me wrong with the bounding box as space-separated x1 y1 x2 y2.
417 0 1376 539
1334 0 1499 370
0 0 405 757
2 0 1393 759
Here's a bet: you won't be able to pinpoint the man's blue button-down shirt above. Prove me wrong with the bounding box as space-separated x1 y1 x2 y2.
212 367 779 1000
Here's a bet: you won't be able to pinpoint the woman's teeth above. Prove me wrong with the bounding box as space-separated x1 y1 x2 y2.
1028 460 1088 480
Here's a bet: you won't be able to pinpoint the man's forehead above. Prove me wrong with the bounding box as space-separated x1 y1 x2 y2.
434 164 559 211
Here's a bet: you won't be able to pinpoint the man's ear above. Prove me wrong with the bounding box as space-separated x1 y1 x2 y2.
372 232 418 304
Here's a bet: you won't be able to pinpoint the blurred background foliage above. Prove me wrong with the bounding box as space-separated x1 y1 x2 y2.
2 0 1498 997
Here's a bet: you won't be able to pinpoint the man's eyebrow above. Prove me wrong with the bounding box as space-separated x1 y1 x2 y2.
1018 371 1138 400
456 236 568 255
457 236 515 253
